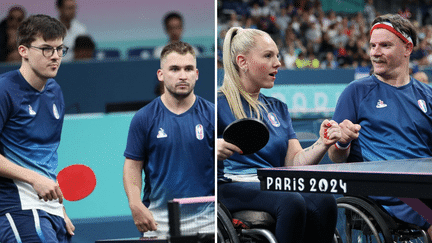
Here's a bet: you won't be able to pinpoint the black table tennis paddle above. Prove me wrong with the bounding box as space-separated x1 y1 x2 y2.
223 118 270 155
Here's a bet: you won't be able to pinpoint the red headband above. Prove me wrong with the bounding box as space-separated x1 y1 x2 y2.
370 22 413 44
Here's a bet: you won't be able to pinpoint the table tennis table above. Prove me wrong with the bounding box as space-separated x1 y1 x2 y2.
95 234 214 243
95 238 167 243
257 157 432 199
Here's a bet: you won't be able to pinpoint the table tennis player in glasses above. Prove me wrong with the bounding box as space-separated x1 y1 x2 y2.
0 15 75 242
328 13 432 240
217 26 342 243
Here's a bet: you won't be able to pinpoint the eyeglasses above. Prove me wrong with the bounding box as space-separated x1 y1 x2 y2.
29 46 69 57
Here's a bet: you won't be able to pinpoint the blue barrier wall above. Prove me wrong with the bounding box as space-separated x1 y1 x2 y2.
0 58 215 114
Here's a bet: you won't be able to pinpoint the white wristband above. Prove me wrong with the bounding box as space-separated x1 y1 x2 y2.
335 142 351 150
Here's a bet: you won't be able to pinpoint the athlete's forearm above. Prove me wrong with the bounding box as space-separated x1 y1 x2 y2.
328 144 350 163
0 153 41 185
123 158 144 206
293 137 330 166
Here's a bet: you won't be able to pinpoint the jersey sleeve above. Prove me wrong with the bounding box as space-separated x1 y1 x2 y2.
283 103 297 140
124 111 147 161
333 81 360 124
0 81 12 133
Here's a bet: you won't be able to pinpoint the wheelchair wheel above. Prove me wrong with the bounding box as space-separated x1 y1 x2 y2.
392 227 430 243
217 203 240 243
337 196 393 243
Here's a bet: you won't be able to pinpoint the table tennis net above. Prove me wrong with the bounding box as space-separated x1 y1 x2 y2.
167 196 215 240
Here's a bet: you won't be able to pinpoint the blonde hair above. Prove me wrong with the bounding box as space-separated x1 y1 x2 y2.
220 27 269 120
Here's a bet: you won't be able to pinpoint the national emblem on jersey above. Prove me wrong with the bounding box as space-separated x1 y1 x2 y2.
53 104 60 119
28 105 36 115
157 128 167 138
376 99 387 108
195 124 204 140
418 99 427 113
268 112 280 127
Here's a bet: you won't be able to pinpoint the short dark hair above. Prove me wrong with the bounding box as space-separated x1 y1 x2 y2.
163 11 183 30
8 5 26 18
56 0 65 8
74 35 96 50
17 14 67 47
160 41 195 61
371 14 418 47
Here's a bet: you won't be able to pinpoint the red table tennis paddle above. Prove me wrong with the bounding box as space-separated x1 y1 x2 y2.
57 164 96 201
223 118 270 155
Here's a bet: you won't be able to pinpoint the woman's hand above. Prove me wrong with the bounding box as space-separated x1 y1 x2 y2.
319 119 342 146
217 138 242 161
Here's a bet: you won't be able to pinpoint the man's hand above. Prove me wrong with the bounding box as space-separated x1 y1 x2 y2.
338 119 361 144
63 208 75 236
217 138 242 161
130 202 158 233
31 174 63 204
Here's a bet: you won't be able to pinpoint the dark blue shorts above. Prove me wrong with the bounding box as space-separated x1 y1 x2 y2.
0 209 71 243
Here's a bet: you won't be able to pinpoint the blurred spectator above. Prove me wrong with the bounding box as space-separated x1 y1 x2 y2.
336 42 351 68
411 39 430 65
413 71 429 84
228 12 241 28
154 11 200 58
318 32 335 59
305 21 322 53
243 16 257 29
57 0 87 62
420 0 432 26
73 35 95 60
250 2 263 19
0 5 25 63
364 0 377 25
284 27 307 55
217 0 432 70
281 45 297 69
276 7 291 37
321 51 338 69
327 10 341 25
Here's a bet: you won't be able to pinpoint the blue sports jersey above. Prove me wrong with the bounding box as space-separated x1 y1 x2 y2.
0 70 65 218
218 92 297 176
333 75 432 230
333 75 432 162
124 96 215 235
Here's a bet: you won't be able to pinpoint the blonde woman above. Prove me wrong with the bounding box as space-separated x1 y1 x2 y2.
217 27 341 243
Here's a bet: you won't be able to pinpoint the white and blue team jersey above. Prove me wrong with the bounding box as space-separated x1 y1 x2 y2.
333 75 432 230
124 96 215 237
218 92 297 177
0 70 65 218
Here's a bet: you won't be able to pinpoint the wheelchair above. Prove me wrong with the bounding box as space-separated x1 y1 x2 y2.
217 201 342 243
337 195 431 243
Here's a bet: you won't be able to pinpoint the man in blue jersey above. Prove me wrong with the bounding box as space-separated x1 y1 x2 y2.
329 14 432 239
123 41 214 237
0 15 75 242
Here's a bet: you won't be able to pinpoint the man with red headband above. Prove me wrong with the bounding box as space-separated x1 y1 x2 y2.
329 14 432 238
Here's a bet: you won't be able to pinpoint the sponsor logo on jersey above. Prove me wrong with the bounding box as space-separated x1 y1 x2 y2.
28 105 36 115
268 112 280 127
195 124 204 140
157 128 167 138
53 104 60 119
376 99 387 108
418 99 427 113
